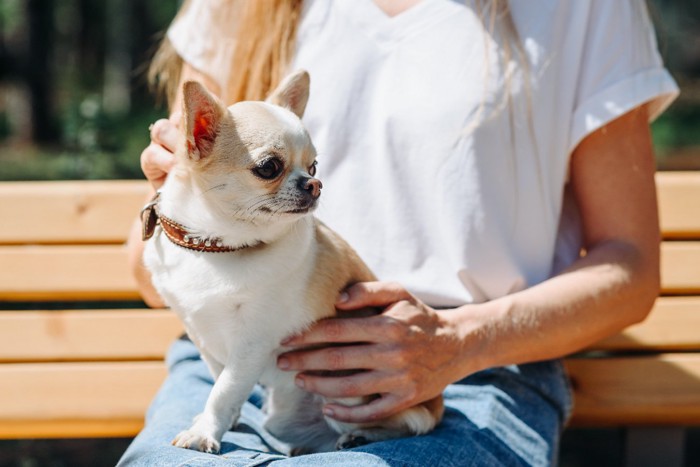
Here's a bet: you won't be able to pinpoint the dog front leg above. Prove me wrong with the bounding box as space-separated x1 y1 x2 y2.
171 345 270 453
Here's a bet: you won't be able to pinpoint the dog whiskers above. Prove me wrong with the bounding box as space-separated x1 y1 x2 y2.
230 194 302 224
227 195 278 224
247 194 277 211
201 184 228 195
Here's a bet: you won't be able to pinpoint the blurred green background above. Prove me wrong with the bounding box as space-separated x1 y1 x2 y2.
0 0 699 183
0 0 179 181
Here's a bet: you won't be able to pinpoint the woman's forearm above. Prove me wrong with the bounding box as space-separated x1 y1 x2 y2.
452 105 661 376
452 238 659 375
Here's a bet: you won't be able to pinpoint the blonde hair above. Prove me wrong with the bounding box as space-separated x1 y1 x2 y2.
149 0 524 113
226 0 304 103
149 0 304 109
473 0 532 133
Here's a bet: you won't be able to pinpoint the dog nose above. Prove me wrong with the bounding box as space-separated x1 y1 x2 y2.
302 178 322 199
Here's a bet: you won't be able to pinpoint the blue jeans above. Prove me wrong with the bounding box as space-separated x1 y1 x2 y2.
118 337 572 466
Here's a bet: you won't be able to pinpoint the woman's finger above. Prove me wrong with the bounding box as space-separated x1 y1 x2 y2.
336 281 413 310
323 393 406 424
278 342 399 372
281 314 407 346
150 116 180 153
141 142 176 189
295 369 396 400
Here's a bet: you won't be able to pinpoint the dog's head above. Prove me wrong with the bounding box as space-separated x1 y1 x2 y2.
175 70 320 226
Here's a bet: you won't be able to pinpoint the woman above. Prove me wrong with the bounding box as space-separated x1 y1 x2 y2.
121 0 678 465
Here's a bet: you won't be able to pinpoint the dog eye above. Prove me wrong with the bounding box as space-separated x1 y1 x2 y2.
309 161 318 177
253 158 284 180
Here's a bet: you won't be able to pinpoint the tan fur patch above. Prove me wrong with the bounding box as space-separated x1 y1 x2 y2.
304 220 377 322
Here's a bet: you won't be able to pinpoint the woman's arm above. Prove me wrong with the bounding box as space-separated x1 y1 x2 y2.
465 103 660 367
277 104 660 423
126 64 222 308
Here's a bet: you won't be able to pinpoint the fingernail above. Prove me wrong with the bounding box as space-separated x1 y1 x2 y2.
277 357 290 370
295 377 305 389
322 406 334 417
337 291 350 303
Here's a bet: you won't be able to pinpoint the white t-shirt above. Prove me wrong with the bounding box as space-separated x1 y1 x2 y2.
168 0 678 307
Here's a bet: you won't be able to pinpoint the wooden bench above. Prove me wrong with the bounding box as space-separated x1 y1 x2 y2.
1 173 699 464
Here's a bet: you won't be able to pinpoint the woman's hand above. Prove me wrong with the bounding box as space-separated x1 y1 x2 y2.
142 66 221 191
277 281 475 423
142 112 180 190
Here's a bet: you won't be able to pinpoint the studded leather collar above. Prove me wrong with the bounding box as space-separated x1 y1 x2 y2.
140 191 262 253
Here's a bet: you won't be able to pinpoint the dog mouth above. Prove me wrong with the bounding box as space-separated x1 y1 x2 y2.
283 201 318 215
258 200 317 215
284 207 310 214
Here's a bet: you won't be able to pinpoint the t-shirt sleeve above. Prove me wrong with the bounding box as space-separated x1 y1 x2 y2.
568 0 679 153
166 0 239 92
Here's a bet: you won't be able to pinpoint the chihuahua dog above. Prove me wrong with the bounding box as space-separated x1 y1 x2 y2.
141 70 443 455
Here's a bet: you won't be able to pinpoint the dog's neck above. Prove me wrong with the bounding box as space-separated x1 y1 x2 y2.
157 174 311 250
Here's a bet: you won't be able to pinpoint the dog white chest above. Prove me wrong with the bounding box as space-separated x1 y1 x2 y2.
145 228 317 374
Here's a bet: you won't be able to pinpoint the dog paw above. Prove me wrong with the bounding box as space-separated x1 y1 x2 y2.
335 433 369 450
171 429 220 453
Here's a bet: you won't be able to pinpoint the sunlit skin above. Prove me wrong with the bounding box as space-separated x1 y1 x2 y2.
128 62 659 424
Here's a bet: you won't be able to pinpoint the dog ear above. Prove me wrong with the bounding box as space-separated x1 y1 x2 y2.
266 70 310 119
182 81 226 161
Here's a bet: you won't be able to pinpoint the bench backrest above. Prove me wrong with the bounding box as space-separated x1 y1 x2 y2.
0 173 699 437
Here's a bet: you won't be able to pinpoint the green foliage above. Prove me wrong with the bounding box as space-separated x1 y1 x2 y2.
0 0 23 34
0 147 140 182
652 108 700 155
0 0 179 181
0 103 164 181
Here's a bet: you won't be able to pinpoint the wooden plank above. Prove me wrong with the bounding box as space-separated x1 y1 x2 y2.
1 356 699 439
0 361 166 439
1 240 698 302
657 171 700 239
0 245 140 301
0 180 149 245
0 310 183 362
0 173 694 245
0 296 693 363
592 297 700 352
566 354 700 426
661 242 700 294
0 420 148 440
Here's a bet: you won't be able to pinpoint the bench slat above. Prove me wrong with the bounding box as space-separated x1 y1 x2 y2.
0 180 149 245
0 361 166 439
0 310 183 362
659 242 700 294
656 171 700 239
1 420 148 440
0 245 140 301
0 296 696 363
0 173 697 246
566 354 700 426
1 355 698 439
2 241 698 301
591 296 700 351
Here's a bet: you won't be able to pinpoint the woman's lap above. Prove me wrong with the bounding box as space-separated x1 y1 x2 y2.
118 337 572 467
